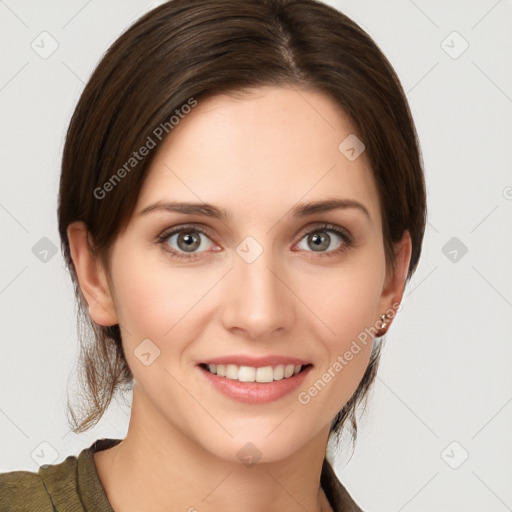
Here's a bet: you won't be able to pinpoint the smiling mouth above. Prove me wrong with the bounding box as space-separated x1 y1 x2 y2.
199 363 312 383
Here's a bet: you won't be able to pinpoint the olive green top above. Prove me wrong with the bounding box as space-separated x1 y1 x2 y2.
0 438 363 511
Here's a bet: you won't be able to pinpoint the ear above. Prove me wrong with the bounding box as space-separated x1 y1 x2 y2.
375 230 412 332
67 221 119 327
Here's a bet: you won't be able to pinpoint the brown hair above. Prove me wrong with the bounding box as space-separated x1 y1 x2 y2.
58 0 426 447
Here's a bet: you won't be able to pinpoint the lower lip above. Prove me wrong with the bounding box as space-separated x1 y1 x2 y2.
199 365 312 404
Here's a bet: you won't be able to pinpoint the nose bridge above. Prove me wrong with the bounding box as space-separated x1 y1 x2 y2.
221 235 293 338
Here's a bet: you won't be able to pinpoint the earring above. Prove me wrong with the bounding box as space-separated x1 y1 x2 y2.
377 312 392 337
379 313 390 330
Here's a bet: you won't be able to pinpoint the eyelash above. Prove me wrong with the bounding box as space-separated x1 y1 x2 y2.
156 223 353 261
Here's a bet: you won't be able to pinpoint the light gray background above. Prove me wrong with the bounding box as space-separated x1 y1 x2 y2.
1 1 511 511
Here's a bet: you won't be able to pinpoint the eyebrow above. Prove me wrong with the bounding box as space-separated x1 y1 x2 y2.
137 198 370 221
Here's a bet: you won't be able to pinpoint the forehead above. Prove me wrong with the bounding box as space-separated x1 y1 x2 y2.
136 86 381 225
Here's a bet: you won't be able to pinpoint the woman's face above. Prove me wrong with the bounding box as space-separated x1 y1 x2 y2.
100 86 403 462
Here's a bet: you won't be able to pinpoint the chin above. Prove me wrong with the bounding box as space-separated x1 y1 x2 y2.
192 421 317 465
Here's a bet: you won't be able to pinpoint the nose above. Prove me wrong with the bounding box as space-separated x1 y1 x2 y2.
220 243 295 341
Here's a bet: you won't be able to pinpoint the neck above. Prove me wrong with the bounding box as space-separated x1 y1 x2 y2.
94 385 333 512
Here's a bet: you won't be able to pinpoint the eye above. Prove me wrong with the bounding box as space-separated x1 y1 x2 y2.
157 225 217 260
295 223 352 257
156 222 353 261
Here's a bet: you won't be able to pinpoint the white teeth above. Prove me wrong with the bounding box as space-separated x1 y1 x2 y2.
226 364 238 380
284 365 294 378
238 366 256 382
255 366 274 383
273 364 284 380
205 363 305 382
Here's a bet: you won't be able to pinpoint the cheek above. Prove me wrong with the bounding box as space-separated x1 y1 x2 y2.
109 251 226 379
113 268 170 337
110 247 204 337
306 258 385 345
301 254 385 400
296 283 378 420
324 287 378 385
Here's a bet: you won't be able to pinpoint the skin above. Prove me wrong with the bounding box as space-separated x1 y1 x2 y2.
68 86 411 512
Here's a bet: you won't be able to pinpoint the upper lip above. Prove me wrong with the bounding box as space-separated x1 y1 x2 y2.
199 355 311 367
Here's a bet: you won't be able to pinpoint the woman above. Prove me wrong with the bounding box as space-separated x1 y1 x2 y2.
0 0 426 510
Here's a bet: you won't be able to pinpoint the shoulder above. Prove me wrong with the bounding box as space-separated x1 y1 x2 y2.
0 438 121 512
0 469 54 511
0 454 79 512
